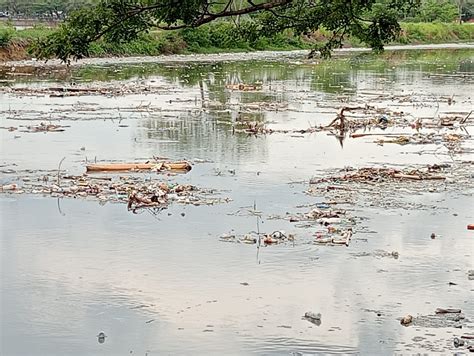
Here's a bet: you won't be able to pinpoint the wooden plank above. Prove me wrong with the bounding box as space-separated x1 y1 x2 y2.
86 161 191 172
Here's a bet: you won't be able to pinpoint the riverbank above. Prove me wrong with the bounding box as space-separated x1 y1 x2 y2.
1 22 474 62
1 43 473 69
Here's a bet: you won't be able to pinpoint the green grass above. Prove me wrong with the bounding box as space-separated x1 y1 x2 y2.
1 21 473 60
0 24 54 41
399 22 474 44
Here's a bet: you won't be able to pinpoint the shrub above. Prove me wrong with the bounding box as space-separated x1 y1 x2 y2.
0 27 13 48
415 0 459 22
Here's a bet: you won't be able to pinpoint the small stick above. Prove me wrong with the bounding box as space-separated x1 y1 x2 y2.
86 176 113 181
460 110 472 125
57 157 66 186
351 133 407 138
421 176 446 180
435 308 461 314
393 173 422 180
345 229 353 247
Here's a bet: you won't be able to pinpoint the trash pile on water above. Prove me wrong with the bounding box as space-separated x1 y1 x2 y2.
0 82 172 97
400 308 467 329
0 122 70 133
312 165 448 183
220 230 295 245
306 162 474 209
0 160 230 213
269 205 357 247
233 105 408 136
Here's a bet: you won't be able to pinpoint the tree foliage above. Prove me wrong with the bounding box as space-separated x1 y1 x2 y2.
401 0 474 22
29 0 420 62
416 0 459 21
462 0 474 19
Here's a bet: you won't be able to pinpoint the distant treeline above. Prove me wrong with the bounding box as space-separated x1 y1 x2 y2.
0 0 96 18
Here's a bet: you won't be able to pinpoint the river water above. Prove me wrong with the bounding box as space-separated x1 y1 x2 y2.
1 48 473 355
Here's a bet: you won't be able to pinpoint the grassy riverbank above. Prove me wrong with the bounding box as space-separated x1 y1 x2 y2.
1 22 473 61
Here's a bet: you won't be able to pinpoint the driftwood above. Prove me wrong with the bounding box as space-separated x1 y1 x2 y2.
23 123 69 133
435 308 461 314
351 133 406 138
326 107 366 131
48 87 103 93
127 192 162 211
393 173 423 180
86 161 192 172
225 83 262 91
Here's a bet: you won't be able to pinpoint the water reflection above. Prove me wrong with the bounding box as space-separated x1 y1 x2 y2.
1 48 473 355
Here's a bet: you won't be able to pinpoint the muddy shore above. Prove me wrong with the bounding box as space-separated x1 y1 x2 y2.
1 43 473 68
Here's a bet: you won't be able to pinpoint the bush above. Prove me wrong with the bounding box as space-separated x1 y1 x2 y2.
399 22 474 44
180 22 249 51
414 0 459 22
0 27 13 48
87 32 187 57
155 32 187 54
180 22 309 52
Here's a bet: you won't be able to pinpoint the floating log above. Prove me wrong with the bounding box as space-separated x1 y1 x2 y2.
392 173 446 180
225 83 262 91
351 133 406 138
421 176 446 180
435 308 461 314
86 161 192 172
393 173 422 180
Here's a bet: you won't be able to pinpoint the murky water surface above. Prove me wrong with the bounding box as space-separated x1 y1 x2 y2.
1 49 473 355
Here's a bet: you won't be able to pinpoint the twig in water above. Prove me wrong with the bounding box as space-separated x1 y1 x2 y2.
57 157 66 186
57 197 65 216
432 94 440 124
255 200 261 264
254 200 260 237
460 110 472 125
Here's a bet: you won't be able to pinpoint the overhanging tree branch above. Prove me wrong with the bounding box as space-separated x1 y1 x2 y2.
158 0 293 29
30 0 419 62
